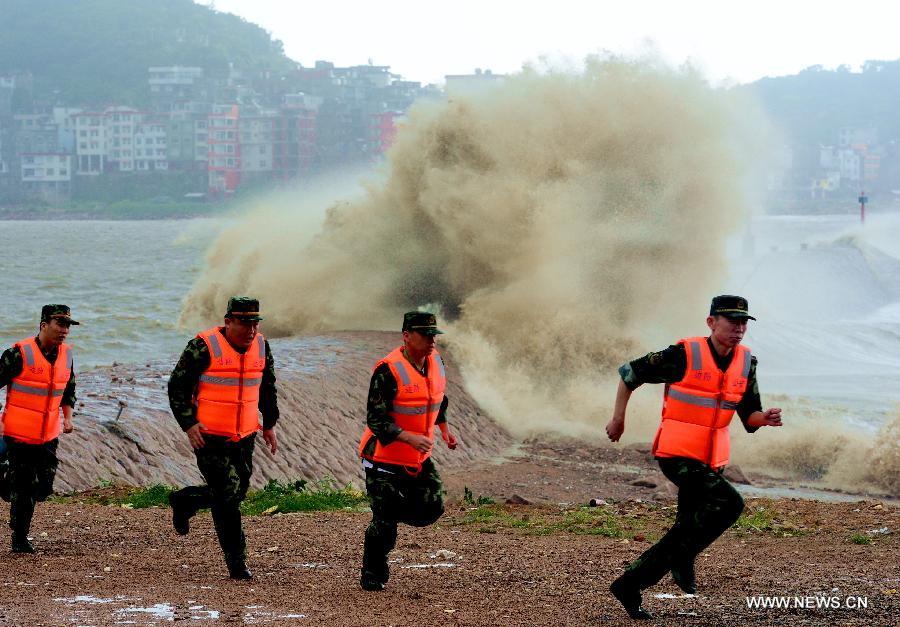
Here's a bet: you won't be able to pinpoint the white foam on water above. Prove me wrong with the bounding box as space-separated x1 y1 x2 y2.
728 212 900 429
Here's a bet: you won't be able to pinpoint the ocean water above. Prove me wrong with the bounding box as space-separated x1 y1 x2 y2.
0 219 225 368
726 211 900 430
2 212 897 433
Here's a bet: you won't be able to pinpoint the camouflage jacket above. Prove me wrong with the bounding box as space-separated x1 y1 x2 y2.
0 338 77 408
167 331 279 432
618 337 761 433
362 357 449 457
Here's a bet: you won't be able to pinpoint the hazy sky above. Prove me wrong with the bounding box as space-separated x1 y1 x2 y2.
203 0 900 85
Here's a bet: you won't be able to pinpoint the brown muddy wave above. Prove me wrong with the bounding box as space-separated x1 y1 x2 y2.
54 332 509 492
173 57 897 498
180 56 767 440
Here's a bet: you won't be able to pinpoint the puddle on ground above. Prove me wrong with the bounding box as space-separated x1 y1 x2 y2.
400 563 456 569
243 606 307 622
56 595 132 604
653 593 697 600
53 596 304 623
114 603 175 621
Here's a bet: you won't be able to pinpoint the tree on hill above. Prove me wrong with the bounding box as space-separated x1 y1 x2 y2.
744 60 900 145
0 0 296 106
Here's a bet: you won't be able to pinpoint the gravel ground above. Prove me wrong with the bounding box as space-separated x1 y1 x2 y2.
0 441 896 626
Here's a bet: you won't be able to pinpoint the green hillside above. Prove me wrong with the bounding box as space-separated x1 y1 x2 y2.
743 60 900 144
0 0 295 105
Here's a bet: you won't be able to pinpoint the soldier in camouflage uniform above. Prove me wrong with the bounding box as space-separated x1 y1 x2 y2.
0 305 78 553
167 297 279 580
358 312 459 591
605 296 783 619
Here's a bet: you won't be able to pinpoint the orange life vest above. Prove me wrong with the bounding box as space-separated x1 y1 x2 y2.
652 337 751 468
358 347 447 473
194 327 266 441
2 338 72 444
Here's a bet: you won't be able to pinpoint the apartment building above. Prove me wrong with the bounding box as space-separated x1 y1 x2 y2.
239 109 275 181
105 106 140 172
167 101 211 169
207 104 240 196
73 112 107 175
134 115 169 171
20 152 72 200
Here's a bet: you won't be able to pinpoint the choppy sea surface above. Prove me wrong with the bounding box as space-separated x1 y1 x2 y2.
726 211 900 430
0 219 225 368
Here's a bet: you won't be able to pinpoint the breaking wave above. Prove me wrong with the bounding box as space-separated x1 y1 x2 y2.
182 55 766 439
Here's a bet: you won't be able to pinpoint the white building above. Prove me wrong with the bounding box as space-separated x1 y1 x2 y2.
819 145 861 188
0 133 9 176
839 150 861 184
149 66 204 99
105 106 140 172
74 112 107 175
21 153 72 182
239 112 275 174
444 68 505 95
134 116 168 171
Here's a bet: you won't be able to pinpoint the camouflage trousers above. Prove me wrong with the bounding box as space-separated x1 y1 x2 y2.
362 457 445 583
171 433 255 570
2 436 59 538
619 457 744 589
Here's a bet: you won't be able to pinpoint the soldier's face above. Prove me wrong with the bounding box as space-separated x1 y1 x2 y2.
223 317 259 350
404 330 435 357
707 315 747 349
40 319 71 348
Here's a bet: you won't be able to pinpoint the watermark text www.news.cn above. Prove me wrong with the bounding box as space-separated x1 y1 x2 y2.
746 595 869 610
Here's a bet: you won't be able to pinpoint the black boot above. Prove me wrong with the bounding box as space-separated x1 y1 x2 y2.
168 491 191 535
11 532 34 554
359 570 385 591
228 563 253 580
610 576 653 620
671 560 696 594
360 539 389 591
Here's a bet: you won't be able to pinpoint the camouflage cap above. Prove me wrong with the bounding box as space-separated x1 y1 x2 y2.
402 311 443 335
710 295 756 320
41 304 80 325
225 297 263 321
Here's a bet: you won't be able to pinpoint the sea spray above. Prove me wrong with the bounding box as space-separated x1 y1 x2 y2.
182 55 767 438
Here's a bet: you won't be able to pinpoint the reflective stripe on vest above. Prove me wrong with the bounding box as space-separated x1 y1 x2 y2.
359 346 447 472
195 328 266 440
2 338 72 444
653 337 750 468
199 374 263 387
390 402 444 416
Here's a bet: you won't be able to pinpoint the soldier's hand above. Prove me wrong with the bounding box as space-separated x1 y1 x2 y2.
63 418 74 433
761 408 783 427
263 428 278 455
399 432 433 454
606 416 625 442
186 423 206 449
442 431 458 450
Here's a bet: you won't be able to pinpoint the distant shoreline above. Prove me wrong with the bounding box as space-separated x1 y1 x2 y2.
0 203 231 220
